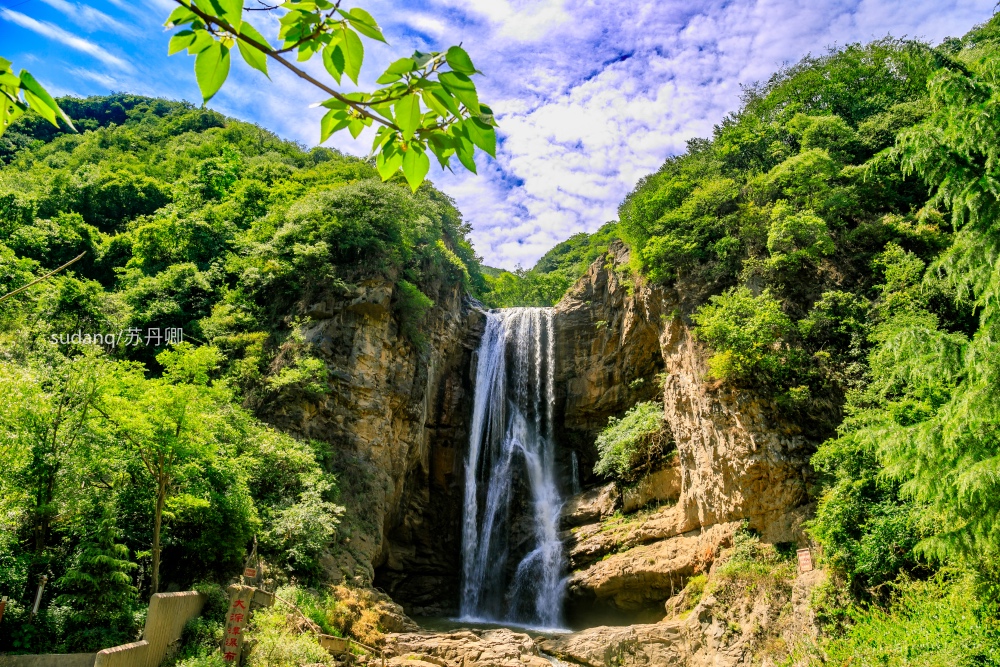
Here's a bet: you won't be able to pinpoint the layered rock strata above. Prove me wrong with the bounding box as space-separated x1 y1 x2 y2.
552 242 816 620
265 275 483 614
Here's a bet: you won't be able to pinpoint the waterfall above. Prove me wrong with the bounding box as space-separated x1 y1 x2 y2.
460 308 565 628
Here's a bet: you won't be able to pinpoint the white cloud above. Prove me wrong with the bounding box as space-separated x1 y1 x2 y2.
416 0 996 268
35 0 133 34
0 8 134 71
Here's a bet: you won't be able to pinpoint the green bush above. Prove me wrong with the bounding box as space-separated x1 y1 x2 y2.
594 401 671 482
821 574 1000 665
393 279 434 346
692 287 795 384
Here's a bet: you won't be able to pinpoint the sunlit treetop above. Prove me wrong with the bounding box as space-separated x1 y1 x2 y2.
164 0 498 191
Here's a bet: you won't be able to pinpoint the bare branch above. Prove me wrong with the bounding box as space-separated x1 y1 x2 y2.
0 252 85 304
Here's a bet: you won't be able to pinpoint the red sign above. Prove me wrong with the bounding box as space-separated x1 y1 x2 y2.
243 568 257 578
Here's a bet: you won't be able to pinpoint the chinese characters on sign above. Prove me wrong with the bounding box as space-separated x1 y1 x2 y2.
49 327 183 348
222 585 255 663
796 548 814 573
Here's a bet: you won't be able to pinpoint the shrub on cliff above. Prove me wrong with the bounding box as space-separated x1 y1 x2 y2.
594 401 672 483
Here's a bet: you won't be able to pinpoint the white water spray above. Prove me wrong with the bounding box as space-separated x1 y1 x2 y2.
460 308 565 628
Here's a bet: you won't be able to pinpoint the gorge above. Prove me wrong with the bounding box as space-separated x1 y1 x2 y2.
314 240 821 663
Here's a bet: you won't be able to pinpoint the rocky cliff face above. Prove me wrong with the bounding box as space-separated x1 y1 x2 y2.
264 275 483 615
552 241 815 622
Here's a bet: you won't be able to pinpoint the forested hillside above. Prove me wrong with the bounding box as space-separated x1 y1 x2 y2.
0 95 485 653
567 14 1000 661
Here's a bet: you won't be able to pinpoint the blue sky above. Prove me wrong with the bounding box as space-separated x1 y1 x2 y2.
1 0 996 269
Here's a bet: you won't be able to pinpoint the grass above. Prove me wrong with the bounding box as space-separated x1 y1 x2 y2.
818 573 1000 666
169 583 396 667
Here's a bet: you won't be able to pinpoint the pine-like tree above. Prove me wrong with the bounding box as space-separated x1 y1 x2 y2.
56 511 139 650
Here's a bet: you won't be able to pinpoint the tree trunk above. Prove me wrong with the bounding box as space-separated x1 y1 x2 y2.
151 474 167 594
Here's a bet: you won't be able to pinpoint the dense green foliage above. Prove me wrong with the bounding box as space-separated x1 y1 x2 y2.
0 94 486 652
595 11 1000 658
819 573 1000 665
593 401 671 483
479 222 618 308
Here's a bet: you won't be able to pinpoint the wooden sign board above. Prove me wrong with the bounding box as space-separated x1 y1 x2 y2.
222 585 255 663
243 567 257 578
796 548 814 573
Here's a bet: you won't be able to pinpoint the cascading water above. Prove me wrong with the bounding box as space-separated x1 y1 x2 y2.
460 308 565 628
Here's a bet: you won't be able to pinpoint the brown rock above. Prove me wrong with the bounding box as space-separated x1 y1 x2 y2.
621 465 682 514
384 630 551 667
561 483 618 528
566 522 738 612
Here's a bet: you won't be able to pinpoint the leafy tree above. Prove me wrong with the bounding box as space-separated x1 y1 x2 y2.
825 18 1000 566
691 287 796 385
163 0 497 191
96 344 228 593
55 510 139 651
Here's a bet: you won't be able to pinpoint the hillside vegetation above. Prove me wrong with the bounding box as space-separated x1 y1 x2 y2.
0 95 486 652
580 13 1000 663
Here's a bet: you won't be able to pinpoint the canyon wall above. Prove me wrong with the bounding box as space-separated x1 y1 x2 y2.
552 241 816 621
269 240 819 628
264 274 483 615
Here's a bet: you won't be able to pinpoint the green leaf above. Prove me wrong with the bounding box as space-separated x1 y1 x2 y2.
236 22 269 77
297 38 323 62
445 46 477 75
22 89 56 126
394 94 421 141
421 89 451 118
320 97 349 111
478 103 498 127
19 71 73 129
431 89 461 117
322 42 345 84
0 91 25 137
186 29 216 54
376 143 404 181
386 58 416 75
377 57 416 84
194 42 231 103
412 51 434 68
320 108 351 142
464 118 496 157
348 117 365 139
439 72 479 113
164 6 199 27
401 145 430 192
344 7 385 42
194 0 242 32
337 26 364 84
427 133 454 170
169 30 198 56
451 128 476 174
